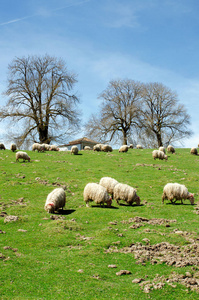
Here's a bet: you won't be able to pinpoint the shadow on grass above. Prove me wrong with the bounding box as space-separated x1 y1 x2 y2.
118 203 144 207
90 205 119 209
166 202 195 206
56 209 76 215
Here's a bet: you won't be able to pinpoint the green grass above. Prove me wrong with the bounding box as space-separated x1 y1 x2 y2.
0 148 199 299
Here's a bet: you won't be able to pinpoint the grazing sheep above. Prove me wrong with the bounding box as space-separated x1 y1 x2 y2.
44 188 66 213
93 144 101 151
99 177 119 198
159 146 166 154
10 143 17 152
136 145 143 149
190 147 198 155
83 183 112 207
101 144 113 152
167 145 175 154
71 145 78 155
0 143 5 150
16 151 30 162
162 183 194 205
50 145 59 151
152 150 168 161
119 145 128 153
42 143 51 151
113 183 140 206
32 143 45 152
129 144 134 149
84 146 91 150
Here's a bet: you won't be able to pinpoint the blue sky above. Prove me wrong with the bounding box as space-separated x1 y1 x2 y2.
0 0 199 147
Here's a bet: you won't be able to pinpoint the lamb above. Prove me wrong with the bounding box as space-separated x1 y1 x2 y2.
99 177 119 198
10 143 17 152
113 183 140 206
162 183 194 205
167 145 175 154
159 146 166 153
83 183 112 207
16 151 30 162
44 187 66 213
71 145 78 155
101 144 113 152
152 150 168 161
0 143 5 150
190 147 198 155
119 145 128 153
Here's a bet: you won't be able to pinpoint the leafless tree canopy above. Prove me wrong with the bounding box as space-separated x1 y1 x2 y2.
0 55 80 145
85 80 192 147
139 82 192 147
85 79 143 145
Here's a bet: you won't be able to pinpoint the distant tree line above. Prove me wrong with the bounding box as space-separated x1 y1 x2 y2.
84 79 192 147
0 54 192 148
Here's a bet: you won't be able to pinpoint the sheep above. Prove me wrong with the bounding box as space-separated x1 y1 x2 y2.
32 143 45 152
129 144 134 149
93 144 104 151
0 143 5 150
83 183 112 207
113 183 140 206
159 146 166 154
119 145 128 153
136 144 143 149
101 144 113 152
50 145 59 151
42 143 51 151
162 183 194 205
190 147 198 155
71 145 78 155
16 151 30 162
152 150 168 161
84 146 91 150
167 145 175 154
10 143 17 152
44 188 66 213
99 177 119 198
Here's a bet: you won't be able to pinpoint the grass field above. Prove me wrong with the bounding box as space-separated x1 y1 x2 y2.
0 147 199 299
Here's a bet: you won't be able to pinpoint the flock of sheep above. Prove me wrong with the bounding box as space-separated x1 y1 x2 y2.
0 141 196 214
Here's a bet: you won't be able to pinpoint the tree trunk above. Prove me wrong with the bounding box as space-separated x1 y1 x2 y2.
157 132 163 147
38 125 49 144
123 131 128 145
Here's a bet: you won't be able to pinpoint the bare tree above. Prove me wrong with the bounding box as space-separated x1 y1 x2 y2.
85 79 143 145
138 82 192 147
0 55 80 145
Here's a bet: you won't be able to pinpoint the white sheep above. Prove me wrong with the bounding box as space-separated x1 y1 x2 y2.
83 183 112 207
162 183 194 205
71 145 78 155
16 151 30 162
190 147 198 155
167 145 175 154
101 144 113 152
136 144 143 149
50 145 59 151
44 188 66 213
84 146 91 150
119 145 128 153
93 144 101 151
0 143 5 150
32 143 45 152
10 143 17 152
129 144 134 149
42 143 51 151
99 177 119 198
152 150 168 161
113 183 140 206
159 146 166 154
